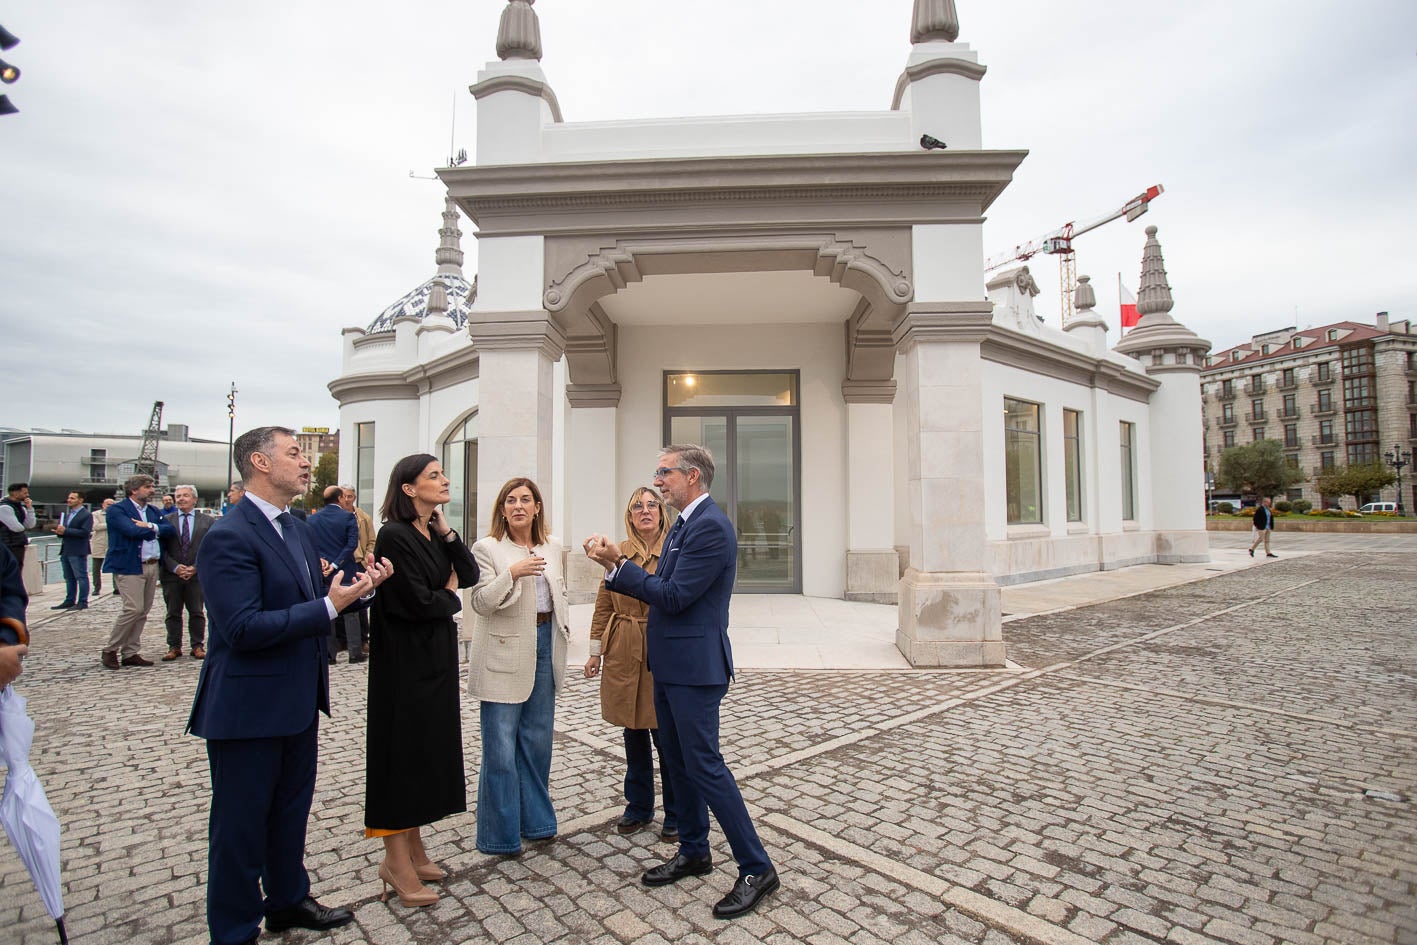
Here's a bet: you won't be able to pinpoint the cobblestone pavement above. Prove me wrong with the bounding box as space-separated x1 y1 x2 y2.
2 552 1414 945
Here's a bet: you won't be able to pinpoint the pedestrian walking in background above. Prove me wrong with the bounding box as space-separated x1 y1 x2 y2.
1249 497 1277 558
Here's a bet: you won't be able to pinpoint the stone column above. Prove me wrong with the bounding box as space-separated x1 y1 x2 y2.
467 313 563 533
564 384 620 602
843 380 899 603
893 307 1004 666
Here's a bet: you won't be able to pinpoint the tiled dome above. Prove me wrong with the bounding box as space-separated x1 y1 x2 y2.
366 274 475 333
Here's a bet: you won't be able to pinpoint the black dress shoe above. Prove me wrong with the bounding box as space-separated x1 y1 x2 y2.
642 853 713 887
264 896 354 932
50 602 74 610
615 814 652 835
712 867 779 919
659 825 679 843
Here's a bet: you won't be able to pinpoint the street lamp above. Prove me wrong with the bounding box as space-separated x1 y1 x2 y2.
225 382 238 504
1385 443 1411 516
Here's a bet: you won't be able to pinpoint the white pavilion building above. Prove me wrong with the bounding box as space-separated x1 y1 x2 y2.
329 0 1211 667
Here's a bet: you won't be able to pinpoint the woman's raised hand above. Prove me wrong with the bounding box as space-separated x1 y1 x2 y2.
509 554 546 580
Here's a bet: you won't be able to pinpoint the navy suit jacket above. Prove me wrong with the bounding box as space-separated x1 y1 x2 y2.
58 506 93 557
0 548 25 644
305 505 359 581
186 497 338 740
608 495 736 686
102 498 175 574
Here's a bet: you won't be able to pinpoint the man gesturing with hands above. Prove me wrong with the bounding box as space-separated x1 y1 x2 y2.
188 426 393 945
583 445 778 920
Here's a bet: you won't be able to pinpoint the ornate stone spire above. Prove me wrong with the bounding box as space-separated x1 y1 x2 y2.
1073 274 1096 312
911 0 960 43
1135 225 1175 323
435 197 464 277
496 0 542 61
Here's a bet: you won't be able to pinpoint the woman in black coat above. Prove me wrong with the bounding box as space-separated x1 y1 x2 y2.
364 453 479 908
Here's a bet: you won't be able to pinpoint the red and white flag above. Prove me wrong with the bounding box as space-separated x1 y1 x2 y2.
1118 278 1140 332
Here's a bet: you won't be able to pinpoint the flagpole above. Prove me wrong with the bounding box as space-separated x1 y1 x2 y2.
1117 272 1124 336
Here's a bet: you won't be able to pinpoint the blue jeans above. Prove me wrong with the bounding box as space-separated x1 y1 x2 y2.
477 617 557 854
624 727 676 830
60 554 89 606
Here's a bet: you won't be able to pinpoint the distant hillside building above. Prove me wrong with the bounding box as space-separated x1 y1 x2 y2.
1201 313 1417 508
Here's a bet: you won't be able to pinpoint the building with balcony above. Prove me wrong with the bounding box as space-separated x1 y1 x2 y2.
1201 313 1417 508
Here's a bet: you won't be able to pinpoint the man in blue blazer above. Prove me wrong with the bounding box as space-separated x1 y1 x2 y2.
187 426 392 945
585 444 778 920
48 490 93 610
102 474 176 668
305 485 361 664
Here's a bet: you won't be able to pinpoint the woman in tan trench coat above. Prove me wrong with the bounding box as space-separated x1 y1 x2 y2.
583 486 677 840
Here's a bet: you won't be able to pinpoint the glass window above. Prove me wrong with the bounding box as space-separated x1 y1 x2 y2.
1320 451 1334 471
1063 409 1083 523
441 413 478 539
1222 403 1235 422
1282 368 1296 386
665 372 797 408
1223 430 1236 448
1004 399 1043 525
1282 393 1297 416
1344 374 1374 407
1120 421 1137 521
1318 418 1334 444
1348 443 1378 465
356 422 376 520
1317 389 1332 411
1221 379 1234 397
1250 399 1265 420
1252 426 1265 442
1284 424 1298 448
1345 409 1378 439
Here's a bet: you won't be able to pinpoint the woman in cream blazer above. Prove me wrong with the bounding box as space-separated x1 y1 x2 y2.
467 477 570 856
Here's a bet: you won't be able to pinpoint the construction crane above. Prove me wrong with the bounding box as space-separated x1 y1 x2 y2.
985 184 1164 324
134 400 164 480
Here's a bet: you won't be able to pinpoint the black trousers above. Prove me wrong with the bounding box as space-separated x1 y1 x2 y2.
162 576 206 648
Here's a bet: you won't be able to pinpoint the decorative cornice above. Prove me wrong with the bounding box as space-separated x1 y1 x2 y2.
891 57 988 111
327 371 420 404
440 150 1027 236
980 328 1159 403
468 74 563 123
911 0 960 43
467 310 565 361
893 306 995 349
350 332 396 351
565 383 622 408
841 379 897 404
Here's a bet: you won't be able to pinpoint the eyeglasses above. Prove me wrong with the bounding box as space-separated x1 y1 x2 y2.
653 466 690 479
630 501 660 512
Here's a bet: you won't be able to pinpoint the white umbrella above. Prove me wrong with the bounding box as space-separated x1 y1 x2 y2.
0 685 67 944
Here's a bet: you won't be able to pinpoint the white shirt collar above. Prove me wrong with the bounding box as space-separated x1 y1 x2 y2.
242 490 288 528
676 492 711 524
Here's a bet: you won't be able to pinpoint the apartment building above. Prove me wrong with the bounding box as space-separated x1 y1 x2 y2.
1201 313 1417 508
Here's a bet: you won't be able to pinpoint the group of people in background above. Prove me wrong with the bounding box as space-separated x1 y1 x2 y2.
4 428 778 945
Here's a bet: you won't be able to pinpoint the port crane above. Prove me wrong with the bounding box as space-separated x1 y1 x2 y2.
985 185 1164 324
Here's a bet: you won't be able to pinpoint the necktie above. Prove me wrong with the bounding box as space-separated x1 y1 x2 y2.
660 515 685 574
180 513 191 551
276 512 315 597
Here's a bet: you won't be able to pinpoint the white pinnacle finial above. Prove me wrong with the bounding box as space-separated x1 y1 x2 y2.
1074 274 1096 312
911 0 960 43
496 0 542 61
1136 225 1175 321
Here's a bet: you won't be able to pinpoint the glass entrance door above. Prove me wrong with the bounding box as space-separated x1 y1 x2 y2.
665 372 800 593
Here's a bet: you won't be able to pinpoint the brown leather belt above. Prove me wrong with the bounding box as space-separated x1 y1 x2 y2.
536 611 553 624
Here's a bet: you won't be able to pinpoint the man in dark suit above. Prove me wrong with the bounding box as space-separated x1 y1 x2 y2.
584 444 778 920
0 544 28 688
1249 497 1277 558
160 484 213 661
305 485 361 664
48 491 93 610
187 426 392 945
102 474 176 669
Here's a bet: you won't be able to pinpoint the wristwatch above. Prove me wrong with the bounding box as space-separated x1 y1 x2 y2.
616 554 629 567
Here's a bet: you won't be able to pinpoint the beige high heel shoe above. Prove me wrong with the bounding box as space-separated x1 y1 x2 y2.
378 863 438 908
413 862 447 882
408 829 447 882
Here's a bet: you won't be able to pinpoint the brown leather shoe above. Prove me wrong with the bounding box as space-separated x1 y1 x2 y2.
191 646 206 660
121 654 155 667
101 651 120 670
162 648 181 662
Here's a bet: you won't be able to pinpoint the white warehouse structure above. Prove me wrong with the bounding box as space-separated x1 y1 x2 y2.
329 0 1211 667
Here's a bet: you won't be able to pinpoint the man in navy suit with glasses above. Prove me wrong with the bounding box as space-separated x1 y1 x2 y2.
584 444 778 920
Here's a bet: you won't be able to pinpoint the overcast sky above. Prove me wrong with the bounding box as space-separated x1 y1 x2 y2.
4 0 1414 442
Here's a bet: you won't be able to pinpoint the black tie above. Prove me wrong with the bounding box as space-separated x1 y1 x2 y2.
276 512 315 597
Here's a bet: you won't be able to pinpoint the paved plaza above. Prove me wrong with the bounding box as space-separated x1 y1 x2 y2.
2 547 1415 945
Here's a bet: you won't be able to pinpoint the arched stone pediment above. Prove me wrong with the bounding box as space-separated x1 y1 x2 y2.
543 231 912 390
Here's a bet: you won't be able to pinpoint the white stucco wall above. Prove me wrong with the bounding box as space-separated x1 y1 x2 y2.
338 398 420 522
610 322 847 598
